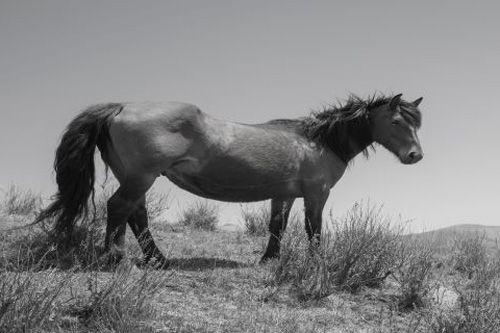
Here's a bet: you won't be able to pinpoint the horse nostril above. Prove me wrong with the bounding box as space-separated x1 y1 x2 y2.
408 151 423 163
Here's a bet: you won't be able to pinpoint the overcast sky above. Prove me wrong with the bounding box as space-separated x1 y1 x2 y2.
1 1 499 230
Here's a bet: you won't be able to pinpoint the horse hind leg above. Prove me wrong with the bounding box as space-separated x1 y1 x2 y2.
105 175 155 265
127 196 168 267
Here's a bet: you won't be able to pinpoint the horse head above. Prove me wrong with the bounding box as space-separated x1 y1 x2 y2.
369 94 423 164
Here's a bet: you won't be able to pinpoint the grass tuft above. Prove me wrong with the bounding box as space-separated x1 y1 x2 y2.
66 263 170 332
0 268 73 332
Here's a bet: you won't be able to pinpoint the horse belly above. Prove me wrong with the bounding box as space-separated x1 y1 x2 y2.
164 157 303 202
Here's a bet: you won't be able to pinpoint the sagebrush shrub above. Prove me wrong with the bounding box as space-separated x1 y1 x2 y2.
450 231 487 276
325 203 404 291
179 200 219 231
241 203 270 236
1 185 42 216
273 203 404 301
427 256 500 333
394 237 437 309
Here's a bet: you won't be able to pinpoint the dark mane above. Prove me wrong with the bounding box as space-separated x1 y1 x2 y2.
258 93 422 164
301 94 393 163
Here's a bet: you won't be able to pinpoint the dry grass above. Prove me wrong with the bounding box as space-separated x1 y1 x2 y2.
2 186 500 332
0 269 72 332
65 264 171 332
0 184 170 271
0 261 172 332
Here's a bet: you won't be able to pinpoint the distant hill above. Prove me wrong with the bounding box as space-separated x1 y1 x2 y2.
409 224 500 253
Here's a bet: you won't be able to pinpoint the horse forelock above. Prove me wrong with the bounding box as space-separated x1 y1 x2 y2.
399 102 422 128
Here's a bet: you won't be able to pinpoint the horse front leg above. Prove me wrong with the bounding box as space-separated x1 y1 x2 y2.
261 198 295 262
304 188 330 246
127 196 168 267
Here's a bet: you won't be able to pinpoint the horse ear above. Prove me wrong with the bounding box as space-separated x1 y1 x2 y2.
390 93 403 110
412 97 423 107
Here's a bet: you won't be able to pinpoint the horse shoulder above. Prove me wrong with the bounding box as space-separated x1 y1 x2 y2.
319 149 348 187
298 145 348 192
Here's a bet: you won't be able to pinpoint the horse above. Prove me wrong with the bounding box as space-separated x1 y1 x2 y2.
36 93 423 266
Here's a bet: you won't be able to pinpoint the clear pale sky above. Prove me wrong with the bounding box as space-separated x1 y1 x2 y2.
1 1 499 231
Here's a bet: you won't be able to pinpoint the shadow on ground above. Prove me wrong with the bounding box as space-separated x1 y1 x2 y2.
137 257 251 271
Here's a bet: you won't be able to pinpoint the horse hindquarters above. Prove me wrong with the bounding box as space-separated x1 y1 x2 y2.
102 140 165 265
103 103 202 266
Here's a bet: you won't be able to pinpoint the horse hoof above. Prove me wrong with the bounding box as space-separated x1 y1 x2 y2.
139 256 170 270
259 254 278 265
152 259 170 270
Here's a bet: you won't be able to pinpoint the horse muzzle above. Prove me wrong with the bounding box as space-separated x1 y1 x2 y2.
401 150 423 164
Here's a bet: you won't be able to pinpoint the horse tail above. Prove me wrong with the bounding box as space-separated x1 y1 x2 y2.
36 103 124 236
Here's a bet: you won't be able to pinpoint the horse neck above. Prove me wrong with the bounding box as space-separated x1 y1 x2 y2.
333 119 374 164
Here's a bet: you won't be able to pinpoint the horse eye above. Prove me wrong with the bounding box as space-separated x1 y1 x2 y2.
391 119 399 126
